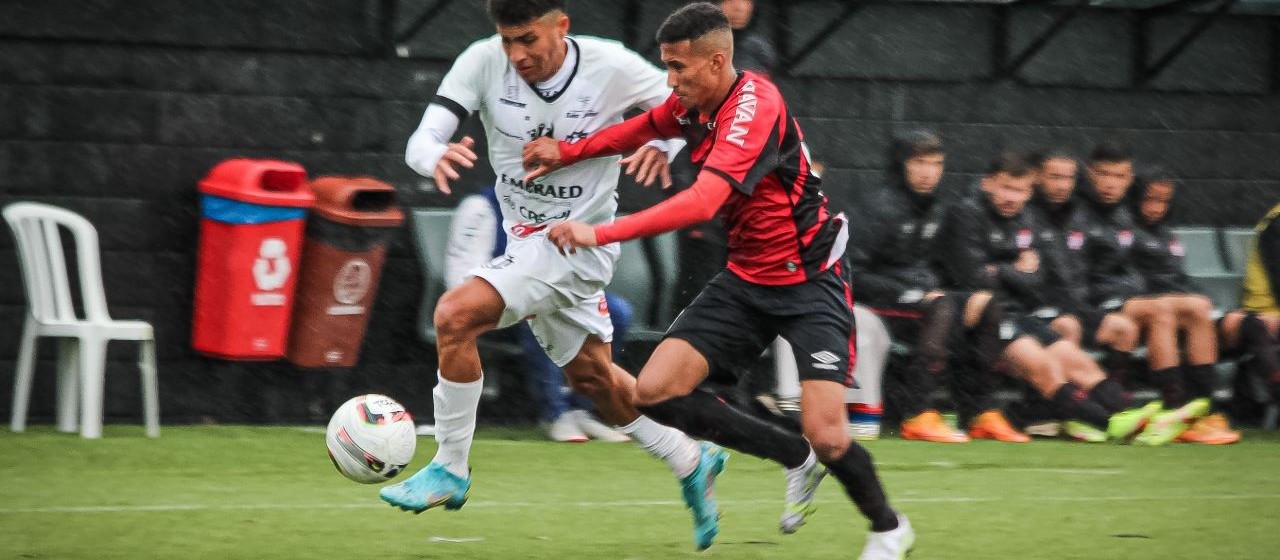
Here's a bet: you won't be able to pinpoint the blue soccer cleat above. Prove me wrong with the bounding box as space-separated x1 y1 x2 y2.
680 441 728 550
378 462 469 513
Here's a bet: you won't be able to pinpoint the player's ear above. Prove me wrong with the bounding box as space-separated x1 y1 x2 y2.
555 12 569 37
710 51 726 73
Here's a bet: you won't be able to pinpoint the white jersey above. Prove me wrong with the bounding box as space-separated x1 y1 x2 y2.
434 35 671 235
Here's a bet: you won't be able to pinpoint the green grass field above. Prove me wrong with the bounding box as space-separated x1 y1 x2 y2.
2 425 1279 559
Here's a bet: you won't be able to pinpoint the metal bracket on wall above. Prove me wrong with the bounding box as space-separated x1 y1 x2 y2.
777 0 868 74
1134 0 1238 86
994 0 1092 81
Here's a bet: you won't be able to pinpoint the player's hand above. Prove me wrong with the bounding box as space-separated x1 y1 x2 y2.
522 137 564 183
547 220 597 255
923 290 947 303
619 145 673 189
1014 250 1040 273
433 136 477 195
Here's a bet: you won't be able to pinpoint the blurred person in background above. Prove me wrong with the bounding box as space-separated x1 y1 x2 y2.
1074 142 1213 445
1239 197 1280 401
1129 168 1280 442
444 186 633 443
721 0 777 75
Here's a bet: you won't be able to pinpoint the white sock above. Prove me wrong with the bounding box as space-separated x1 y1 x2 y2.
430 371 483 479
621 415 701 478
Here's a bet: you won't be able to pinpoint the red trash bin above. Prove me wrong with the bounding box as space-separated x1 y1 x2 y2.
286 177 404 367
192 159 314 360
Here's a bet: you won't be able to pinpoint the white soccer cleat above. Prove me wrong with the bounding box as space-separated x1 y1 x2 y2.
780 452 828 534
568 410 631 443
547 412 588 443
859 515 915 560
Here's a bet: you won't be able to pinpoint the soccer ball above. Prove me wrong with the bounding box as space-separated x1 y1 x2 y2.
325 394 417 484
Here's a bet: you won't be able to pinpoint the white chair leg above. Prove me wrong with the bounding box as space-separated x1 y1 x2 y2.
139 339 160 438
78 337 107 439
10 317 38 433
55 337 81 433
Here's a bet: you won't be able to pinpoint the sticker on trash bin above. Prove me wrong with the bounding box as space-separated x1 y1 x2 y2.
327 258 371 315
251 237 290 306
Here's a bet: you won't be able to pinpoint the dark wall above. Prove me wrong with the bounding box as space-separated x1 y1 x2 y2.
1 0 1276 425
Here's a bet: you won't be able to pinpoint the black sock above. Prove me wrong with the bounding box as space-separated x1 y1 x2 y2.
1152 366 1186 407
971 297 1008 369
918 295 958 368
1088 379 1132 413
822 442 899 532
1183 364 1217 402
1052 382 1111 431
639 388 811 469
1241 313 1280 377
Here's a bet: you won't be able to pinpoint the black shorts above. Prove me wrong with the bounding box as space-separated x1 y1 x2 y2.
665 263 856 386
1009 314 1061 347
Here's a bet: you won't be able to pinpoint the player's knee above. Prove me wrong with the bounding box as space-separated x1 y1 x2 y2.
434 292 483 340
1051 316 1083 345
1188 295 1214 321
805 425 850 463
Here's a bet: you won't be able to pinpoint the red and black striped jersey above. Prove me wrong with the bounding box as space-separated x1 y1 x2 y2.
648 71 845 285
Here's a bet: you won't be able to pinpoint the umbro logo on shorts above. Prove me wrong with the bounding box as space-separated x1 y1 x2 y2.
810 351 840 370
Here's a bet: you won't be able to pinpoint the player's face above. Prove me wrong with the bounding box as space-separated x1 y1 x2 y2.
660 40 723 112
1139 181 1174 226
1037 157 1077 205
903 153 945 195
1086 160 1134 205
497 12 570 83
721 0 754 29
983 172 1035 218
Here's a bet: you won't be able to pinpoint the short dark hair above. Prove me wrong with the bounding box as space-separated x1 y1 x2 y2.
1138 164 1176 186
891 129 945 161
486 0 566 26
1035 147 1078 166
1088 140 1132 165
656 2 730 44
986 151 1035 178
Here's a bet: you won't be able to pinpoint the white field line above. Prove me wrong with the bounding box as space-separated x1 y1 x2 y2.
4 494 1280 515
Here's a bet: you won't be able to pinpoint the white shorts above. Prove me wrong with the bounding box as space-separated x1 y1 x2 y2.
470 235 620 367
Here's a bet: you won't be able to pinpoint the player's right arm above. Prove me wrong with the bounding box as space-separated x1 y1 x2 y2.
523 95 684 182
405 40 494 194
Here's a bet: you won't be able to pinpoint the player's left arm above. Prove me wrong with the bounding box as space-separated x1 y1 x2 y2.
615 47 687 188
523 98 681 182
547 171 733 253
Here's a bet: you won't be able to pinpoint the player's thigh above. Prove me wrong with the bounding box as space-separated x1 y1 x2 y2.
635 338 714 406
434 276 506 335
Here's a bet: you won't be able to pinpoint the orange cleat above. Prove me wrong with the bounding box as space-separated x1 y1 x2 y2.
968 410 1031 443
901 410 970 443
1176 413 1242 445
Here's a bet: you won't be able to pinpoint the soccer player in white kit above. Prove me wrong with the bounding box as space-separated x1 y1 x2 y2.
378 0 728 549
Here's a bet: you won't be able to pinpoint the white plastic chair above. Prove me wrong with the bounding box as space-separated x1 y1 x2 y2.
4 202 159 439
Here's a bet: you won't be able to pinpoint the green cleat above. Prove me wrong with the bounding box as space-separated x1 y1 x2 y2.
1134 398 1211 446
1106 401 1163 442
1063 421 1108 443
680 441 728 551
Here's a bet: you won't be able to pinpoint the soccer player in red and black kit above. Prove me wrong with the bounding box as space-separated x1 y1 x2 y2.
523 4 913 558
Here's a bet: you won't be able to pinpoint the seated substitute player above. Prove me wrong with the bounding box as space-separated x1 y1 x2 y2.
1239 197 1280 399
1073 142 1216 444
524 4 913 558
379 0 731 549
1129 168 1269 443
935 151 1157 443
